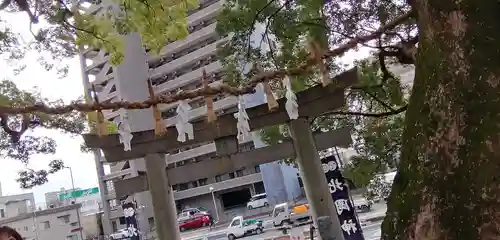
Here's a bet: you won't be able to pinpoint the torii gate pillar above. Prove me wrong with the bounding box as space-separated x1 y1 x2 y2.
144 153 181 240
290 118 345 240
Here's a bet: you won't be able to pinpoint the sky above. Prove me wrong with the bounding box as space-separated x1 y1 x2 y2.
0 12 106 208
0 9 373 209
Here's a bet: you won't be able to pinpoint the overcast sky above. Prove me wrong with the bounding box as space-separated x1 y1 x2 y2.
0 12 103 208
0 10 372 208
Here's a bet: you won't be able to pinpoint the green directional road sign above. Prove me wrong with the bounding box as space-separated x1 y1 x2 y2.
59 187 99 200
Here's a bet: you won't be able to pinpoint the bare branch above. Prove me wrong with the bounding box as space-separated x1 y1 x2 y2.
324 105 407 118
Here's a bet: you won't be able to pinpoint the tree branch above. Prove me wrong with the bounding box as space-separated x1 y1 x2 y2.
324 105 407 118
245 0 278 59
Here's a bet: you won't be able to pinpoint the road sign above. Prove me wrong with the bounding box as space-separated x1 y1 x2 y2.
59 187 99 200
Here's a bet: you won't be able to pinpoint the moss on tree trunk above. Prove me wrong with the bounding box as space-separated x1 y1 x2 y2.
382 0 500 239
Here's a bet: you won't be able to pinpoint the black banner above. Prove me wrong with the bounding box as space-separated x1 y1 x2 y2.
122 202 140 240
322 155 364 240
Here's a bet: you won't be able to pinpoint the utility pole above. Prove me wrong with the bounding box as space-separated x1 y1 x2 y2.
78 52 112 236
32 210 40 240
66 166 85 240
289 118 345 240
144 154 181 240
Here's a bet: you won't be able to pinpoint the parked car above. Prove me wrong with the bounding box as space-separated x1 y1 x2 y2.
109 229 132 240
177 207 211 223
179 215 211 232
247 193 269 209
226 216 264 240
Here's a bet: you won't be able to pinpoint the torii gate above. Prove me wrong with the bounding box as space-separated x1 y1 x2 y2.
83 68 358 240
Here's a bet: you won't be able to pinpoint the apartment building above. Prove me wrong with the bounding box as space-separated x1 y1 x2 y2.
0 204 83 240
78 0 301 234
0 193 35 219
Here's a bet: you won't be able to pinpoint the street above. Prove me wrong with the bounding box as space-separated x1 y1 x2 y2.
181 203 386 240
181 220 382 240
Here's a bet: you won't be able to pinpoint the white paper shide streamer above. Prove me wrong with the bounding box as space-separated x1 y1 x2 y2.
115 111 134 151
175 100 194 142
234 96 251 142
284 76 299 119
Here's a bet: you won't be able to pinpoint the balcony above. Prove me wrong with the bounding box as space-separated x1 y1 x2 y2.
188 0 222 26
102 168 134 181
154 60 222 95
165 137 252 165
149 22 219 63
161 95 237 127
174 173 263 200
150 37 229 79
109 207 122 220
105 172 262 202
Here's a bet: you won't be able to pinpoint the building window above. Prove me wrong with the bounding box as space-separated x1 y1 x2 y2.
24 226 28 231
148 217 155 231
119 217 126 225
112 221 118 232
239 142 255 152
198 178 207 186
109 199 118 210
66 234 78 240
41 221 50 229
236 169 244 177
58 215 70 224
254 165 261 173
215 175 222 182
0 209 4 218
179 183 189 191
191 181 198 188
70 222 78 227
228 172 235 179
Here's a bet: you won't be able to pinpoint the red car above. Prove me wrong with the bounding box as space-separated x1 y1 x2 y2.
179 215 211 232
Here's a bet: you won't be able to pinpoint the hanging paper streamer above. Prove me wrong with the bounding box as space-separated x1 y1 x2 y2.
175 100 194 142
284 76 299 119
121 202 140 240
234 96 250 142
262 82 279 111
309 41 332 87
202 69 217 123
147 79 166 136
114 110 133 151
256 64 278 111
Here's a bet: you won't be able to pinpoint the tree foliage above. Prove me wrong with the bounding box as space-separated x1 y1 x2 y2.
0 0 198 188
215 0 416 181
0 0 198 71
0 79 85 188
216 0 414 182
217 0 500 238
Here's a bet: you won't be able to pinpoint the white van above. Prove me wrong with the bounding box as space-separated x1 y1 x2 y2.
247 193 269 209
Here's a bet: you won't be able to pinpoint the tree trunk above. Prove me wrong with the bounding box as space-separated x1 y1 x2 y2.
382 1 500 239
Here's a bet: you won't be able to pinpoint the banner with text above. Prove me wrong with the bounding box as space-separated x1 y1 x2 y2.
122 202 140 240
322 155 364 240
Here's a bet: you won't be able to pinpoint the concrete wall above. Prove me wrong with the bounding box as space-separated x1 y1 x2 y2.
282 164 302 200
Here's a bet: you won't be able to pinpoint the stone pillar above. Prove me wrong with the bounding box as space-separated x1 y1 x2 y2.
113 32 155 233
145 154 181 240
289 118 344 240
